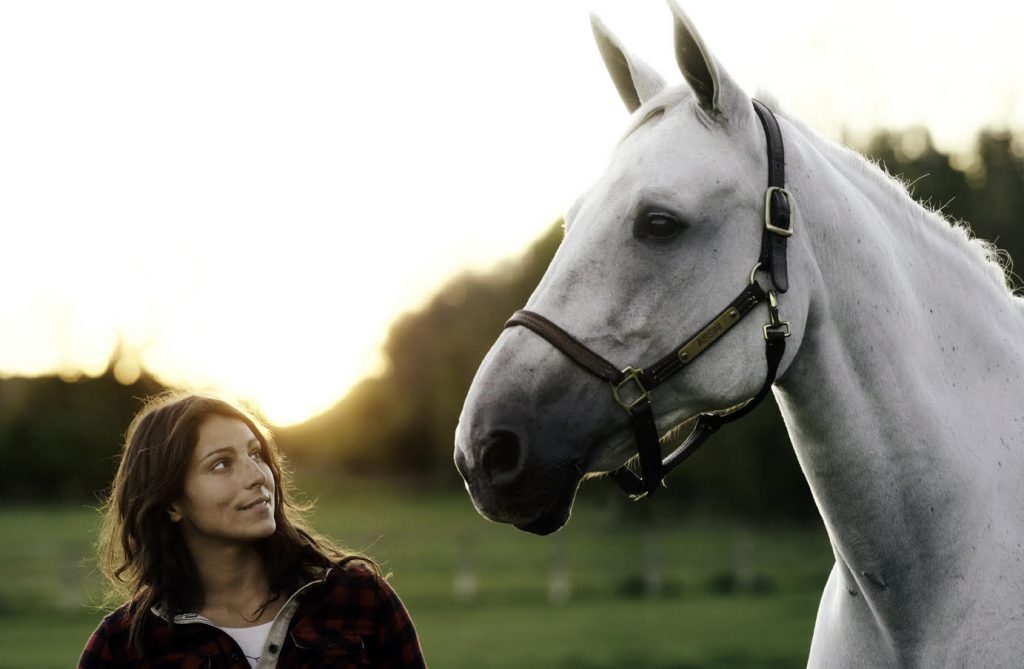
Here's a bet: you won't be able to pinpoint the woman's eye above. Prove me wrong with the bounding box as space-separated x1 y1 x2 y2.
212 460 228 471
250 451 262 462
635 211 684 241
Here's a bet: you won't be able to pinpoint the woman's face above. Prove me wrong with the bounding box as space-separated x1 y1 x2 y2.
169 414 277 547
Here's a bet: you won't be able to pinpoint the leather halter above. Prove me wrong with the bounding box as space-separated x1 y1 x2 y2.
504 99 794 499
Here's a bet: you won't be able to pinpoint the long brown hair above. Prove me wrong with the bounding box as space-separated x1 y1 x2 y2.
97 390 368 649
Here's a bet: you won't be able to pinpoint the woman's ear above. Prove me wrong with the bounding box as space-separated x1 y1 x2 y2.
168 503 183 523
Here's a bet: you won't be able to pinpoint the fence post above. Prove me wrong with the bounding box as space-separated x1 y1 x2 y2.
59 544 83 610
734 526 755 592
453 531 477 604
547 533 570 606
643 527 663 598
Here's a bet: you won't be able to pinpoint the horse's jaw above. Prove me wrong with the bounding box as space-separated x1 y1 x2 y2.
539 430 671 534
513 479 581 535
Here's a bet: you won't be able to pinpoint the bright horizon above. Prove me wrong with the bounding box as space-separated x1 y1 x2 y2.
2 1 1021 425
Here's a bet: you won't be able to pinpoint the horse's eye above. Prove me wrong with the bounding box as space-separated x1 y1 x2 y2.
634 211 684 241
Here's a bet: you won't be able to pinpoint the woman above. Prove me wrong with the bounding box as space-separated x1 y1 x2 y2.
79 390 427 668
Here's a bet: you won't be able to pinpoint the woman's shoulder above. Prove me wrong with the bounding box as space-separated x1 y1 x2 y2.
326 560 425 666
78 602 141 668
88 602 136 639
320 557 387 594
289 559 380 638
297 557 399 612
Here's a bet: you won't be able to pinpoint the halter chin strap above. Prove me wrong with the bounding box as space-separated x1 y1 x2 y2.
504 99 794 499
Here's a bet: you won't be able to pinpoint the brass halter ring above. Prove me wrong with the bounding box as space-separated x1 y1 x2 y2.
749 261 763 286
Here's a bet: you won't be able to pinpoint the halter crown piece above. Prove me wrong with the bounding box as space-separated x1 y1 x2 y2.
504 100 794 499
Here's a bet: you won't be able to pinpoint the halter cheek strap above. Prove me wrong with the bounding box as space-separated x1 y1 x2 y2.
503 99 794 499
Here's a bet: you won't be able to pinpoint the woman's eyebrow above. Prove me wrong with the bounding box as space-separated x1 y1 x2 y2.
199 446 235 463
199 438 260 462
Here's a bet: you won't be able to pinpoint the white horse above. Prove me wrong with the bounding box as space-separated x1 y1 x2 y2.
454 3 1024 667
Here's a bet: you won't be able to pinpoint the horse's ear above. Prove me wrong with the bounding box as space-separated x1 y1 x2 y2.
591 15 666 113
668 1 748 121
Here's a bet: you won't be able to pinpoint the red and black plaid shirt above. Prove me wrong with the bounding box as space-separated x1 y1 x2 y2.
78 562 427 668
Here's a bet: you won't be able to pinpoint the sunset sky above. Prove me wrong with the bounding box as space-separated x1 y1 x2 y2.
1 1 1021 425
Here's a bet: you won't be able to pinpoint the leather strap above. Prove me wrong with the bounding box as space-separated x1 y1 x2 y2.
505 310 624 384
754 99 786 187
506 282 766 391
506 282 776 498
608 326 786 497
641 283 766 388
753 99 791 293
629 400 663 490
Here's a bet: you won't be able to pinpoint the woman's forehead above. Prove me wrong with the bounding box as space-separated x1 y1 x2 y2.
194 415 258 455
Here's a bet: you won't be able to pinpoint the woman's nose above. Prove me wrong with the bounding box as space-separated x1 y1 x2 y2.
244 456 269 487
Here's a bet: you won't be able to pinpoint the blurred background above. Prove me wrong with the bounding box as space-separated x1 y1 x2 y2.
1 2 1022 668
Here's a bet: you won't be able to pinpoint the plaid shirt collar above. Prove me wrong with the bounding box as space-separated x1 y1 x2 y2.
149 566 331 625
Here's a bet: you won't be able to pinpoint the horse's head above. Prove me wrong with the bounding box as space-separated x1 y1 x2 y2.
455 3 808 534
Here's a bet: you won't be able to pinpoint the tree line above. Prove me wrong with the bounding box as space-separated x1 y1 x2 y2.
3 127 1022 519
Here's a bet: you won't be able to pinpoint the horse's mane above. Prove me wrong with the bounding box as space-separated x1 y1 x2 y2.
754 93 1024 304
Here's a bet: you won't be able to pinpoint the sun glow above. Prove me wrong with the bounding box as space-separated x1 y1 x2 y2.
1 1 1020 426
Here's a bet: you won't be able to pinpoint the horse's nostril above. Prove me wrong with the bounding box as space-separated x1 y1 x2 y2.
480 429 523 484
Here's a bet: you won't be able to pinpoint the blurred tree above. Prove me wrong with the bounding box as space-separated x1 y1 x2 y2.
865 128 1024 287
0 359 162 501
967 131 1024 280
278 223 563 480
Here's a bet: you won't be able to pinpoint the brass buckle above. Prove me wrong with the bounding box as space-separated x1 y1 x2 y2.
763 322 792 339
611 367 649 414
762 290 792 339
764 187 795 237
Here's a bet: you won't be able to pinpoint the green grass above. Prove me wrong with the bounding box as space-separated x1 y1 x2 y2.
0 480 833 668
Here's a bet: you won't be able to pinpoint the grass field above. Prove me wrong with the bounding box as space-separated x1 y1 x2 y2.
0 479 833 668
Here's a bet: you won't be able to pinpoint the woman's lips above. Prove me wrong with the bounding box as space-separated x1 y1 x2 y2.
240 498 270 511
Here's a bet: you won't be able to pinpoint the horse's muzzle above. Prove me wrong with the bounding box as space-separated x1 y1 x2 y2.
454 421 581 533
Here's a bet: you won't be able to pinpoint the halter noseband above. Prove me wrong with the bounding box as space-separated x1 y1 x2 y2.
504 99 794 499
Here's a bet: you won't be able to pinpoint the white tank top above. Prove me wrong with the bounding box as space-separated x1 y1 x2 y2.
219 620 274 668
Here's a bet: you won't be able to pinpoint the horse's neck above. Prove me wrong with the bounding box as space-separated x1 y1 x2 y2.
773 124 1024 637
